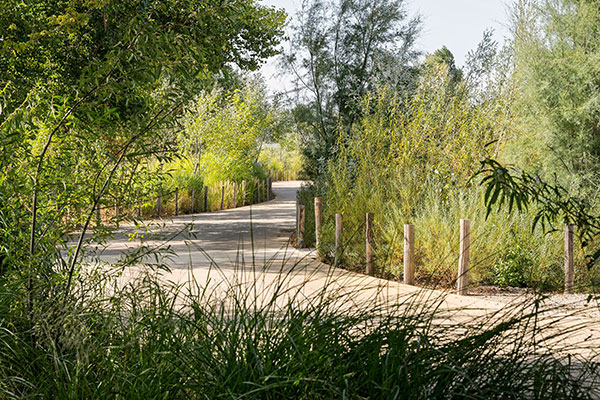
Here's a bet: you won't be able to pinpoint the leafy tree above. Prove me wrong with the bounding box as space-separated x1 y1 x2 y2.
0 0 286 315
181 78 290 183
509 0 600 188
283 0 421 177
421 46 463 88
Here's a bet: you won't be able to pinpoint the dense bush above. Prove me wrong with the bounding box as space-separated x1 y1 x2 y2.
298 80 599 291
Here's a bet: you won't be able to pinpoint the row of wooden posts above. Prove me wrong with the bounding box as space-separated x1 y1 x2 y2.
99 177 274 221
156 178 274 218
298 197 578 295
272 170 297 182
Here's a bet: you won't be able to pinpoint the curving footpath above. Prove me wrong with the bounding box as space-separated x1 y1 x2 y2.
87 180 600 361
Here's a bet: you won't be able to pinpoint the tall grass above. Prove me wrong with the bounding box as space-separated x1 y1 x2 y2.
304 87 600 291
0 248 598 399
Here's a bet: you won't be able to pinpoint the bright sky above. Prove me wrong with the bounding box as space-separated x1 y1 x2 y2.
259 0 512 94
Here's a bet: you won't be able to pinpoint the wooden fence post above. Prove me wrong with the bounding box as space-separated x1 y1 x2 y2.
366 213 375 276
404 224 415 285
296 194 300 243
157 191 162 218
457 219 470 295
335 213 343 266
220 185 225 210
175 188 179 216
96 204 101 226
298 205 305 248
242 180 246 206
565 224 575 294
314 197 322 248
257 180 261 203
233 182 237 208
204 186 208 212
190 187 195 213
267 178 271 201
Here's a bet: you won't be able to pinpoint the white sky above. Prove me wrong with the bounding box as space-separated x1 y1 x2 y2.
259 0 512 94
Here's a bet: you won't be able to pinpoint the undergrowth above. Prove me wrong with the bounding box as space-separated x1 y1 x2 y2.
0 245 598 399
298 87 600 292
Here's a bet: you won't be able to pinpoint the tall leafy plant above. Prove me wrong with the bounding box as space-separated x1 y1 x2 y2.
283 0 421 177
0 0 286 324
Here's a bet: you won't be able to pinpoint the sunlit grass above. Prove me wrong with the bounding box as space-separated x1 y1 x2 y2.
0 244 598 399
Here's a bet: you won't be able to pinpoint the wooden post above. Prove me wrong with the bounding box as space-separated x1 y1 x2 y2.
263 179 267 201
267 178 271 201
404 224 415 285
204 186 208 212
96 204 101 226
233 182 237 208
190 187 195 213
175 188 179 216
335 213 343 266
242 180 246 206
220 185 225 210
314 197 323 248
298 205 305 248
257 180 261 203
114 203 119 219
157 191 162 218
565 224 575 294
457 219 470 295
296 194 300 242
366 213 375 276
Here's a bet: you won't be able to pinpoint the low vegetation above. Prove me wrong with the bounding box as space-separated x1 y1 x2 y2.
295 1 600 293
1 258 598 398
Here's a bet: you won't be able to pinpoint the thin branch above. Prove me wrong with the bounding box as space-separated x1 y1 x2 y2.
63 101 184 302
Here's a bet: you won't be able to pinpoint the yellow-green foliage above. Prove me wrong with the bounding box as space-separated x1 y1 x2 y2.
181 80 285 185
315 84 592 290
259 143 303 178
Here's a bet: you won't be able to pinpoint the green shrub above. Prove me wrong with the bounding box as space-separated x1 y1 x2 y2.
492 245 533 288
312 86 596 291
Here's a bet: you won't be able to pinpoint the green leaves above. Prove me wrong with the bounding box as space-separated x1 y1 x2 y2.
181 78 287 184
478 158 529 218
477 157 600 268
0 0 287 309
283 0 421 177
511 0 600 186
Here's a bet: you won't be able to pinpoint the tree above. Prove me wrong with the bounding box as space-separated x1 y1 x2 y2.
0 0 286 312
283 0 421 177
181 78 289 183
420 47 463 91
510 0 600 188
